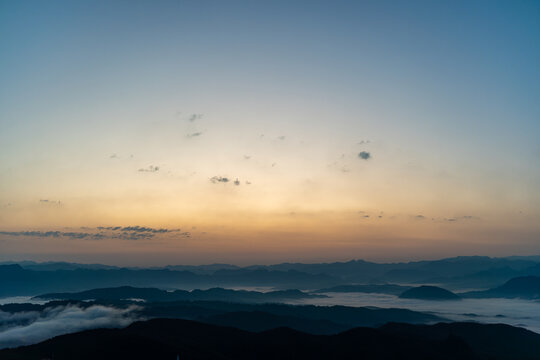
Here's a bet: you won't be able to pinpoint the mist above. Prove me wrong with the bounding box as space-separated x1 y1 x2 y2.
0 304 140 349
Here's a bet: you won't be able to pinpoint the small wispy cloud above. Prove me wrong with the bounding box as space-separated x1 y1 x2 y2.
210 176 229 184
187 132 203 138
188 113 203 122
358 151 371 160
96 226 171 233
210 176 248 187
358 140 371 145
138 166 159 173
0 226 190 241
441 215 478 223
39 199 62 205
0 231 104 240
96 226 190 240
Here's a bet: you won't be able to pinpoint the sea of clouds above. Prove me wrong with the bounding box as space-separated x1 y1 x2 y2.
0 304 141 349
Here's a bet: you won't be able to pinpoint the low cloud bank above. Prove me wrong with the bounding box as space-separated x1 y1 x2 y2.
0 304 140 349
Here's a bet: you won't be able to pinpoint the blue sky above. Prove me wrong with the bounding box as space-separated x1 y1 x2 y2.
0 0 539 264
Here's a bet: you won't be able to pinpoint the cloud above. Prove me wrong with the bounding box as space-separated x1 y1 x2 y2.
0 226 190 241
415 215 425 220
109 153 118 159
210 176 248 187
138 166 159 173
358 151 371 160
358 140 371 145
96 226 171 233
440 216 477 223
95 226 189 240
277 136 286 141
111 232 155 240
244 155 251 160
188 113 203 122
187 132 203 138
210 176 230 184
0 304 140 349
39 199 62 205
460 215 479 220
0 231 103 240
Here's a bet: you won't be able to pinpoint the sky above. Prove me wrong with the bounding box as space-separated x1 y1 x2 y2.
0 0 539 265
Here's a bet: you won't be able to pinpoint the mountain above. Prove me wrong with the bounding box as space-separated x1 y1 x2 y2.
379 322 540 360
399 286 461 300
2 256 540 297
315 284 411 295
0 265 339 297
159 263 241 274
2 318 539 360
19 261 121 271
0 298 445 337
253 256 540 286
463 276 540 299
201 310 348 334
33 286 325 303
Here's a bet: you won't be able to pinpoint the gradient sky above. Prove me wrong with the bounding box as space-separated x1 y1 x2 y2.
1 0 539 265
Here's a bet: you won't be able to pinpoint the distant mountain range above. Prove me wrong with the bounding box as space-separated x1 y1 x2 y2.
0 297 444 335
33 286 325 303
0 264 338 296
1 256 540 297
315 284 412 295
462 276 540 300
399 286 461 300
2 318 539 360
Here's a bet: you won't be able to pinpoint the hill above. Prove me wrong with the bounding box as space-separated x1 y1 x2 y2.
399 286 461 300
315 284 411 295
1 318 539 360
33 286 324 303
0 264 338 296
3 256 540 296
463 276 540 299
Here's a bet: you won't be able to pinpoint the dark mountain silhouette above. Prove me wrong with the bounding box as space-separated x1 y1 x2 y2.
399 286 461 300
133 300 444 329
2 256 540 297
463 276 540 299
0 298 444 336
0 264 338 296
34 286 325 303
250 256 540 286
315 284 411 295
379 322 540 360
1 318 539 360
201 310 348 334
